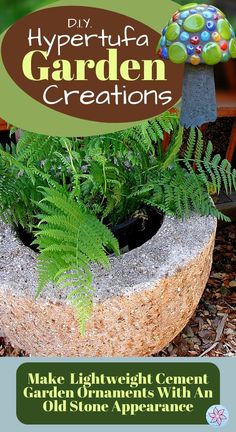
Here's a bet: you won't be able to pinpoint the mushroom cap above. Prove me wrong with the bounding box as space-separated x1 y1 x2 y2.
158 3 236 65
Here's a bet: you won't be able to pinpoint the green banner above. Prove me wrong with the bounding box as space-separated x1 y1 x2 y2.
17 362 220 425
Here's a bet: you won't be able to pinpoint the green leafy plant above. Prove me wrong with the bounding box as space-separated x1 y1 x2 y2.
0 113 235 331
131 128 236 220
35 186 119 333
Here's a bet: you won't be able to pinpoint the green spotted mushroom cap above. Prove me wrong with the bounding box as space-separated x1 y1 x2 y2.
158 3 236 65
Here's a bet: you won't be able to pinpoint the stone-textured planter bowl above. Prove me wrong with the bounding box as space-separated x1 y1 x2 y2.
0 214 217 357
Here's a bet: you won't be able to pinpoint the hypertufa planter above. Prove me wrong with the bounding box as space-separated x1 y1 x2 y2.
0 214 216 357
158 3 236 128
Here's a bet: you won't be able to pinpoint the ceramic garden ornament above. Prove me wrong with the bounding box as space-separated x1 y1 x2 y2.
158 3 236 128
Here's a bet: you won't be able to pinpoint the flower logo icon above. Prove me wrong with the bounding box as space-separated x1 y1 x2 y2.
206 405 229 428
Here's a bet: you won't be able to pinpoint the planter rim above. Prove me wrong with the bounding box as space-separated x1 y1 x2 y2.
0 214 217 303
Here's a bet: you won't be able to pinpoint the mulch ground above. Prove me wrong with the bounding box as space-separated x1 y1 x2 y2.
0 223 235 358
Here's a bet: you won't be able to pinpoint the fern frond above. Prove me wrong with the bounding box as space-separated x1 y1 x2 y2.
35 187 119 332
195 129 204 161
162 127 183 169
185 128 196 160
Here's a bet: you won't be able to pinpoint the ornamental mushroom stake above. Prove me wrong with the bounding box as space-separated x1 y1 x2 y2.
158 3 236 128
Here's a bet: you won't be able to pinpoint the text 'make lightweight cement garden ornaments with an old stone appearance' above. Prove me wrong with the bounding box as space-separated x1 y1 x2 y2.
158 3 236 128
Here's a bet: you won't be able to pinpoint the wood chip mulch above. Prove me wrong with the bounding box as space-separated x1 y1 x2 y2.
0 223 235 358
0 337 28 357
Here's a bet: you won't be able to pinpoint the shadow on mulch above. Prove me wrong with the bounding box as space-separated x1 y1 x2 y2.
0 223 235 358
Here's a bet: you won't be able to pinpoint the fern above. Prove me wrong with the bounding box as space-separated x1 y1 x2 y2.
162 126 183 169
130 128 236 222
184 127 196 159
183 130 236 197
34 186 119 332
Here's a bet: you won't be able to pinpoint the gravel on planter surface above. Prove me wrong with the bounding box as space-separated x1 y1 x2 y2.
0 223 235 358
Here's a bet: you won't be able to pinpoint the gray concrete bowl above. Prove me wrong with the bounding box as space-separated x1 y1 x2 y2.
0 214 217 357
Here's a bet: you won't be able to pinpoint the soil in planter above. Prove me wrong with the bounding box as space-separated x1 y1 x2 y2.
15 207 163 255
111 208 163 253
14 226 39 253
0 130 16 146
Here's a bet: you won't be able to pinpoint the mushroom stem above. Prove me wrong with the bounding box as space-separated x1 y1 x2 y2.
180 64 217 128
